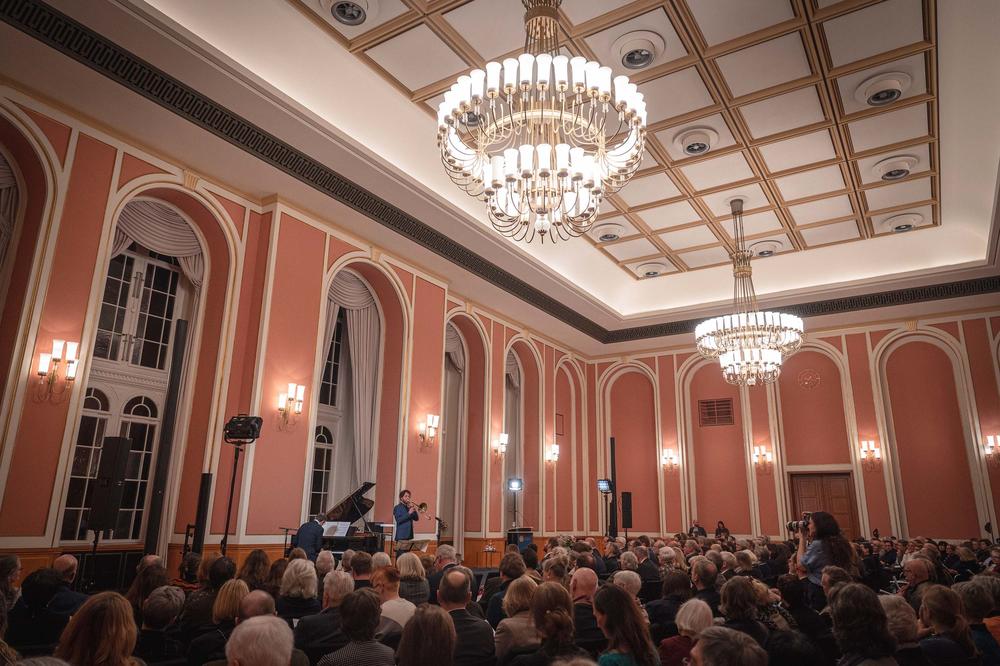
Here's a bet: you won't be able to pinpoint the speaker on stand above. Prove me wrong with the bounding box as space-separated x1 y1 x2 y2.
83 436 132 591
620 491 633 541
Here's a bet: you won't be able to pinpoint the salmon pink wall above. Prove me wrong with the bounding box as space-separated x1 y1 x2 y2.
961 319 1000 517
779 351 851 465
657 355 682 533
555 366 574 532
510 339 541 530
886 341 979 538
488 319 504 534
689 363 751 534
607 369 660 534
451 315 487 534
748 386 778 535
846 334 891 533
586 363 599 533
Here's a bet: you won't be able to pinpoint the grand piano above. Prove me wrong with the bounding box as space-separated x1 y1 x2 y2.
321 482 386 556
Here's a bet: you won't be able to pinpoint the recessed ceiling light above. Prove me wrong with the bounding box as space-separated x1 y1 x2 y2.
635 261 669 278
748 238 784 258
757 249 774 257
613 31 665 71
872 155 918 182
332 0 368 26
892 223 913 232
877 212 924 234
673 127 719 157
853 71 912 108
592 222 626 243
599 232 619 242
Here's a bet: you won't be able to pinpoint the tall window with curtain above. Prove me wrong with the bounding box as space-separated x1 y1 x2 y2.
0 152 20 302
61 198 202 544
503 350 523 529
439 323 466 543
310 310 346 516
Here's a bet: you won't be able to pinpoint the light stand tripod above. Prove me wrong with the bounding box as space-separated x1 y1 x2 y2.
220 415 262 556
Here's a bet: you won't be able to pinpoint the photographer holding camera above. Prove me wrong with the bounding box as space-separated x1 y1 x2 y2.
792 511 856 610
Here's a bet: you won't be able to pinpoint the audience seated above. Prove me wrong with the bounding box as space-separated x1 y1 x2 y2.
7 568 69 655
178 555 232 642
276 559 321 628
658 598 713 666
902 558 934 613
236 550 271 593
541 556 570 588
438 567 495 666
830 583 898 665
507 582 588 665
494 575 540 660
879 594 933 666
0 602 20 664
592 583 658 666
775 574 836 657
371 566 414 648
371 552 391 570
0 557 20 612
396 604 456 666
954 579 1000 664
645 570 692 640
430 545 479 605
690 626 767 666
224 615 293 666
396 553 429 606
313 552 333 595
568 567 605 658
765 629 823 666
172 552 201 595
294 571 352 665
689 557 721 617
55 591 140 666
317 588 394 666
126 563 170 627
264 559 288 599
49 555 87 616
487 552 528 628
133 585 185 664
186 578 249 665
917 584 980 665
611 570 642 605
349 552 373 590
718 576 769 648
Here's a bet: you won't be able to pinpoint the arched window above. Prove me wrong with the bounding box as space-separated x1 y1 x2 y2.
310 426 335 516
0 152 17 277
504 350 523 528
116 395 160 540
61 388 110 541
439 323 466 540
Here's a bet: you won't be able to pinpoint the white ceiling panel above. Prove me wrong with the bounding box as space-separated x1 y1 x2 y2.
659 224 719 249
871 204 934 233
677 246 730 268
603 236 659 260
757 129 837 173
655 113 738 161
738 86 825 139
561 0 634 24
584 8 688 77
720 209 783 237
774 164 845 201
787 194 854 225
715 32 811 97
855 143 932 185
847 103 929 152
617 172 681 207
444 0 525 61
701 183 770 217
822 0 925 68
635 200 702 229
640 67 715 125
800 220 861 246
685 0 796 46
863 176 933 211
836 53 928 115
366 24 468 89
308 0 409 39
679 151 755 191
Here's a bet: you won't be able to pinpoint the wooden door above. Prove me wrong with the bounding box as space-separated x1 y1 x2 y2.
790 473 860 540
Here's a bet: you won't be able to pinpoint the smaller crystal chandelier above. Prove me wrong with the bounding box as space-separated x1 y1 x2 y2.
695 198 803 386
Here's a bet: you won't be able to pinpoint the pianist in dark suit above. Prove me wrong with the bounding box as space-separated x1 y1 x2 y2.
293 514 326 562
393 490 420 551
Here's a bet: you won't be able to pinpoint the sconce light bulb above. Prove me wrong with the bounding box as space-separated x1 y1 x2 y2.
65 341 79 362
51 340 65 361
65 360 78 381
295 384 305 401
499 432 509 445
278 392 288 411
37 353 51 376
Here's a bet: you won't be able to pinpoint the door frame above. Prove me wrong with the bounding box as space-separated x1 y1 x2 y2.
787 471 862 541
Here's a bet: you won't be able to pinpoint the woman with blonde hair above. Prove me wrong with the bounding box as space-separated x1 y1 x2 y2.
496 575 541 659
55 592 140 666
919 584 979 664
658 599 713 666
277 558 321 626
187 578 250 664
396 552 429 606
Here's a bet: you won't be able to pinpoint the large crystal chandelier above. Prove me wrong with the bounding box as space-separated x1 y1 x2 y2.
695 198 804 386
436 0 647 243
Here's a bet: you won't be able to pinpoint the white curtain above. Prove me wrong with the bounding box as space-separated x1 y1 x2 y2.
0 155 17 270
445 323 465 374
505 352 520 389
325 271 380 489
112 199 204 288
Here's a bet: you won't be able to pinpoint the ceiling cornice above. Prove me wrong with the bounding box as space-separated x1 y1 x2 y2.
3 0 997 344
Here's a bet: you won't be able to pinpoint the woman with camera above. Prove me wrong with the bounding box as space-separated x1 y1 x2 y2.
794 511 856 610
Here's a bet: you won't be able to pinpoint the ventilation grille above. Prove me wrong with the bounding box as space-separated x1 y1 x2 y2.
698 399 734 426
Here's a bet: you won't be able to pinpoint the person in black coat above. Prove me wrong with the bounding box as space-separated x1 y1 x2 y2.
7 568 69 656
134 585 185 664
635 546 660 583
294 570 353 664
428 545 479 604
293 515 326 562
438 568 495 666
277 560 322 628
49 555 88 617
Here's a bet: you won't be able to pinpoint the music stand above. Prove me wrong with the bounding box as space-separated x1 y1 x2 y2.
393 539 428 562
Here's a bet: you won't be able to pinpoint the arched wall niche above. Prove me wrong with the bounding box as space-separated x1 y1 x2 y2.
777 347 853 466
600 363 660 535
555 358 585 533
446 311 489 536
503 336 542 531
875 330 992 539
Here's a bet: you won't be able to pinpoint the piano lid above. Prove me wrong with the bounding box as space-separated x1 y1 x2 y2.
324 481 375 523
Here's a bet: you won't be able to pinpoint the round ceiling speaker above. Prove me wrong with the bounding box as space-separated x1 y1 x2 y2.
748 239 785 258
592 222 626 243
872 154 918 181
326 0 370 26
673 127 719 156
877 212 924 234
635 260 670 278
613 31 666 70
853 71 912 107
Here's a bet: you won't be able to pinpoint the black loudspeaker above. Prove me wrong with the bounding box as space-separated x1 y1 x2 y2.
88 437 132 534
620 491 633 530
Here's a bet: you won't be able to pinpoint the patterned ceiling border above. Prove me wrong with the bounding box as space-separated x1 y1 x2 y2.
2 0 997 344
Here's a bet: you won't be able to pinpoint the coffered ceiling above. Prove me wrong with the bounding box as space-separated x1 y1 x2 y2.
300 0 941 280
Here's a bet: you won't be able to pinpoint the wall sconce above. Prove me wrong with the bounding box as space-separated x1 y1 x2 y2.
277 382 305 430
418 414 440 447
493 433 508 458
661 448 678 471
544 443 560 464
752 445 774 473
859 439 882 471
36 339 79 402
984 435 1000 468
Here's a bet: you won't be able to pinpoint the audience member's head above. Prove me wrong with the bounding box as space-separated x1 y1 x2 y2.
179 551 201 583
212 578 250 625
312 550 333 579
371 552 391 571
620 551 638 572
592 583 657 664
612 570 642 598
55 591 137 666
765 629 821 666
351 552 373 578
141 586 185 630
719 576 758 621
954 580 993 623
396 552 425 581
820 565 851 598
502 575 537 617
499 552 527 581
340 550 355 574
209 556 237 591
690 557 718 592
225 615 293 666
437 569 471 610
265 559 287 595
691 626 767 666
237 550 271 588
435 544 457 568
662 569 693 601
238 590 276 622
137 554 162 573
322 570 354 608
52 555 78 585
340 588 383 642
879 593 920 645
0 555 20 603
830 583 896 659
569 567 598 603
280 558 317 600
531 582 574 647
675 598 713 639
903 557 932 587
397 604 456 666
288 548 307 561
919 584 975 655
371 565 402 602
541 555 569 586
20 568 62 612
125 564 169 610
522 546 540 571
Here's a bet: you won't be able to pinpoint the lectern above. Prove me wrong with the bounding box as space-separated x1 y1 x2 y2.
506 527 533 553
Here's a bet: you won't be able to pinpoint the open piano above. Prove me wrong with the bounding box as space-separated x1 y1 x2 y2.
321 482 386 556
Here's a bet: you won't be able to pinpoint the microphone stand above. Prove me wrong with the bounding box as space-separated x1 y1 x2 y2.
435 517 444 546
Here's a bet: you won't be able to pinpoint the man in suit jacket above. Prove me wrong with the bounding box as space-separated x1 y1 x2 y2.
294 571 353 664
569 567 606 656
49 554 88 616
691 558 722 617
293 514 326 562
636 545 660 582
428 544 480 604
439 567 495 666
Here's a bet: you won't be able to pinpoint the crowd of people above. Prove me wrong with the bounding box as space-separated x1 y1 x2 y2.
0 511 999 665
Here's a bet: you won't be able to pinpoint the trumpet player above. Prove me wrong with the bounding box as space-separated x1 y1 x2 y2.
393 489 420 549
